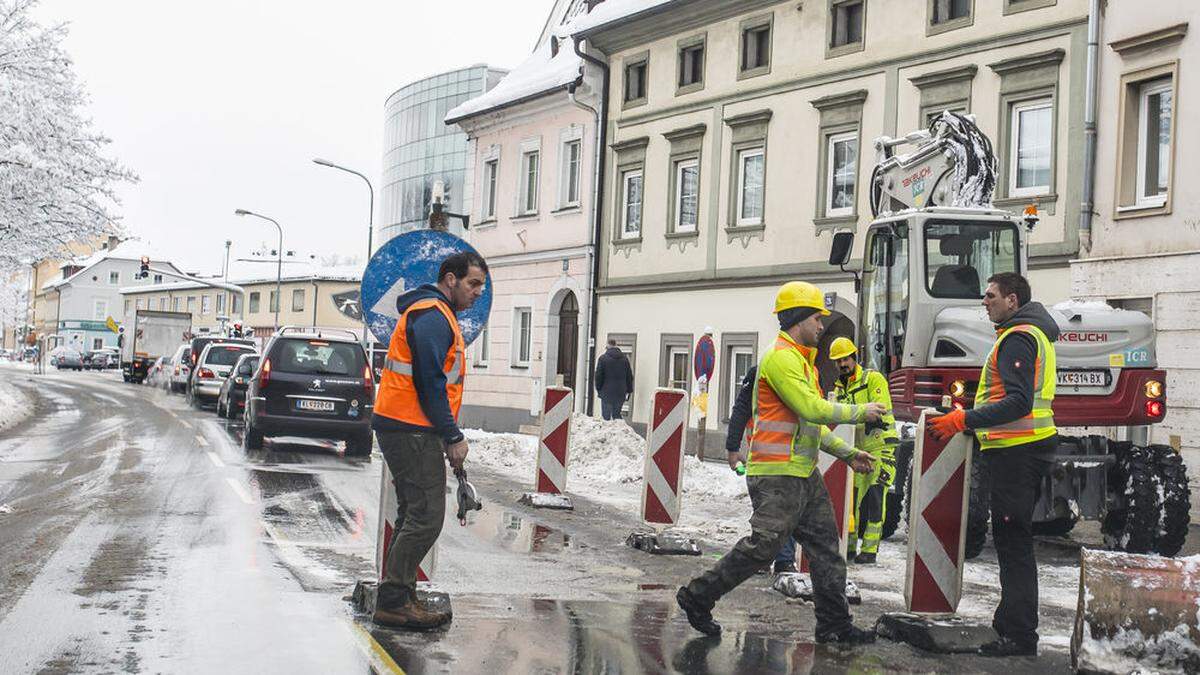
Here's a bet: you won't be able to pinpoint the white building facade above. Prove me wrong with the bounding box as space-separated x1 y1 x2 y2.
571 0 1092 452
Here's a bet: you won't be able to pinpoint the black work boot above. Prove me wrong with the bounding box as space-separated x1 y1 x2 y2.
816 624 876 645
772 560 798 575
676 587 721 636
854 552 877 565
978 637 1036 657
373 594 451 631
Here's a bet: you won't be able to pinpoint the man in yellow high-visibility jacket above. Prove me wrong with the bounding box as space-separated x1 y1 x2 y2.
929 272 1059 658
677 281 884 645
829 337 897 564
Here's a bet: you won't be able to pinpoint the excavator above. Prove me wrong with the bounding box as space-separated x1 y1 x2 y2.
826 111 1189 559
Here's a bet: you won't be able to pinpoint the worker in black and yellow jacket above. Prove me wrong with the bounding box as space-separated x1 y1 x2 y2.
828 337 897 564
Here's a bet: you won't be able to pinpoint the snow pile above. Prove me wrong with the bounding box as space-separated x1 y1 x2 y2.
0 375 32 433
1076 625 1200 675
446 39 581 123
565 0 677 36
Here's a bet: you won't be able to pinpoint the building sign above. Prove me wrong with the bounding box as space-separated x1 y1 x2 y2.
331 289 363 321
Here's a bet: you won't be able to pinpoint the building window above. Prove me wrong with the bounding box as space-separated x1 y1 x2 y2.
136 298 144 310
829 1 866 55
473 322 489 367
292 288 305 312
482 159 499 219
513 307 532 367
269 291 279 313
158 297 166 310
519 150 539 215
1136 79 1173 208
216 293 225 315
620 169 643 238
727 346 755 419
739 16 772 78
825 132 858 217
231 293 242 314
172 297 180 312
931 0 971 24
93 299 107 320
623 54 648 106
659 334 692 392
153 274 162 284
736 147 765 226
1003 0 1057 15
673 159 700 233
560 139 581 208
249 292 260 314
92 337 105 350
200 295 210 315
124 299 132 315
678 39 705 91
186 296 195 313
668 347 689 391
1009 99 1052 197
109 271 120 285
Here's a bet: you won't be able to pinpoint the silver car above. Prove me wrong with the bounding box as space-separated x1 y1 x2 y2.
188 342 256 408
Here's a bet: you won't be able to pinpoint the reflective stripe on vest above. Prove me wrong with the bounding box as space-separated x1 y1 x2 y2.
834 365 898 459
746 336 828 477
974 323 1057 449
374 297 467 427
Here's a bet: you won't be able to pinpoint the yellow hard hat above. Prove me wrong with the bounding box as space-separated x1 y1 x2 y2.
774 281 830 315
829 336 857 361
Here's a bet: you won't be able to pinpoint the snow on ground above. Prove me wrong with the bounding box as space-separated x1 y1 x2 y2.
466 413 1092 646
0 364 34 433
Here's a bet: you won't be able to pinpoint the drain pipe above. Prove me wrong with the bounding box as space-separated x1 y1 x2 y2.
1079 0 1101 253
572 36 609 417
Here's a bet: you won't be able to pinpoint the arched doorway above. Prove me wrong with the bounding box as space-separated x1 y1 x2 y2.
556 292 579 391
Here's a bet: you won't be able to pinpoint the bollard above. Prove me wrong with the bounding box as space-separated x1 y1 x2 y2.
875 409 992 653
519 386 574 510
626 388 700 555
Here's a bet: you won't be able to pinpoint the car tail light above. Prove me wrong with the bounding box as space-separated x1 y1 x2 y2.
1146 400 1165 418
199 368 215 379
363 364 373 399
259 358 271 389
174 365 180 375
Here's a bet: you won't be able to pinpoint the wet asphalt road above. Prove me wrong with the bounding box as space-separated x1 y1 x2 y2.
0 368 1082 674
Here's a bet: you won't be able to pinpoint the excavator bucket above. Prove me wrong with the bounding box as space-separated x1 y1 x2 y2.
1072 548 1200 673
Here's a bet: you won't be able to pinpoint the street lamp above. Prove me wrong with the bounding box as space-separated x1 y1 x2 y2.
312 157 375 349
234 208 284 331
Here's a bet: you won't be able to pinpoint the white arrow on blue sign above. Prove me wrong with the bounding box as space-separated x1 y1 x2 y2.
360 229 492 345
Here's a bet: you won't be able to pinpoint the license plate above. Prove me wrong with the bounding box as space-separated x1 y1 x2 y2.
296 399 335 412
1057 369 1109 387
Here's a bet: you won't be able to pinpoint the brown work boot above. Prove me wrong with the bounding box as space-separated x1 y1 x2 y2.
373 595 451 630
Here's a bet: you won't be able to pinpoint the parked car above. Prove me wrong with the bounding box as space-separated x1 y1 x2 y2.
84 349 119 370
188 342 257 408
168 345 192 393
187 335 256 397
243 329 374 456
54 348 84 370
217 353 260 419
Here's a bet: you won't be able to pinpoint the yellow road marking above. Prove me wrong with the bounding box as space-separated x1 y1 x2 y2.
347 619 406 674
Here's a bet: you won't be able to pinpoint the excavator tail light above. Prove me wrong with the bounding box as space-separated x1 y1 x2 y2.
1144 380 1163 398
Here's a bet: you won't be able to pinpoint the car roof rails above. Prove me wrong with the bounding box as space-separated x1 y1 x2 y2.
275 325 361 341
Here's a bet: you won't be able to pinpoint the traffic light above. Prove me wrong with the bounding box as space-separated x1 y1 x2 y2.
139 256 150 279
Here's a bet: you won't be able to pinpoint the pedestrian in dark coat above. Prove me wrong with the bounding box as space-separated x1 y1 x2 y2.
594 340 633 420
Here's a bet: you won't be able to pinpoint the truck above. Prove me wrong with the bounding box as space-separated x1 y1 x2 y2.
120 309 192 384
827 111 1189 557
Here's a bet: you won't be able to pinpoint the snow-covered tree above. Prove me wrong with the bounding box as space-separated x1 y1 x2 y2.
0 0 136 274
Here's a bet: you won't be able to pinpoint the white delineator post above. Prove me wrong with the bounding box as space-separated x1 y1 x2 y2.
519 386 575 510
904 409 972 614
376 462 436 582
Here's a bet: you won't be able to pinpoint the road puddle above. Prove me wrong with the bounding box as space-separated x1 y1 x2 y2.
459 504 579 555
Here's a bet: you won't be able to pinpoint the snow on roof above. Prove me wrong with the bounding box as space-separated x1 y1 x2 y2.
42 239 169 291
565 0 677 36
445 38 582 123
118 263 363 295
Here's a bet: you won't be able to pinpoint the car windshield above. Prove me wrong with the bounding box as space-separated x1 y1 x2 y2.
274 339 363 376
205 346 254 366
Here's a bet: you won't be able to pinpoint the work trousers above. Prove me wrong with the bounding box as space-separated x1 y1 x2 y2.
375 430 447 609
982 437 1055 646
849 456 895 554
686 473 852 638
600 397 624 421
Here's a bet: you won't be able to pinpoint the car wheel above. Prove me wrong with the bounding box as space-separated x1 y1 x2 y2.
345 431 374 458
244 422 264 450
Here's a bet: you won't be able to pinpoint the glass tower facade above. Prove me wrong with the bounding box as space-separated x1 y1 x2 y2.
378 65 506 246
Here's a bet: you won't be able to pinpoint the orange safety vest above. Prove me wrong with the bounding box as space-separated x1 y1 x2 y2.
974 323 1057 449
374 297 466 427
746 336 825 477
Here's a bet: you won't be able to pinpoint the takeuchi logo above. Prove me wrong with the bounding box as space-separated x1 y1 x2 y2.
1058 332 1109 343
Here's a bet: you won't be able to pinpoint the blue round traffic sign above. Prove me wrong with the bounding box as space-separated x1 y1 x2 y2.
360 230 492 345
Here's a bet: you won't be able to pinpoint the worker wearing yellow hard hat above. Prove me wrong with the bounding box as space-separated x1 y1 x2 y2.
828 336 898 564
677 280 883 645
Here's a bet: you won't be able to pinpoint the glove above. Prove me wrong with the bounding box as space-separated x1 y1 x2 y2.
928 409 967 441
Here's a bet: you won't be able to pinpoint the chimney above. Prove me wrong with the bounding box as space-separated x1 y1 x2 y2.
106 235 120 251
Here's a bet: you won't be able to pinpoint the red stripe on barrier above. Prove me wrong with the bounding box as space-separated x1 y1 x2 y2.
380 520 393 582
911 554 953 613
645 483 670 524
545 386 570 410
924 462 966 563
543 421 569 467
536 468 556 494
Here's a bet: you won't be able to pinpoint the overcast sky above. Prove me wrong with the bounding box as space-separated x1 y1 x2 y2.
36 0 549 274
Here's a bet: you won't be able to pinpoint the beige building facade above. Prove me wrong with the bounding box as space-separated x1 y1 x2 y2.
572 0 1089 449
1069 8 1198 511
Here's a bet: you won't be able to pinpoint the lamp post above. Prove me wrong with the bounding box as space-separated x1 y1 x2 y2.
234 209 284 331
312 157 374 349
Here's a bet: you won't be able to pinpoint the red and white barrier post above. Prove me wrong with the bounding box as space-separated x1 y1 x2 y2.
520 386 575 510
627 388 701 555
376 462 437 583
877 408 984 652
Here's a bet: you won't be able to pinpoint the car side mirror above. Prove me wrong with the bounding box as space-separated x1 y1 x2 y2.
829 231 854 266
